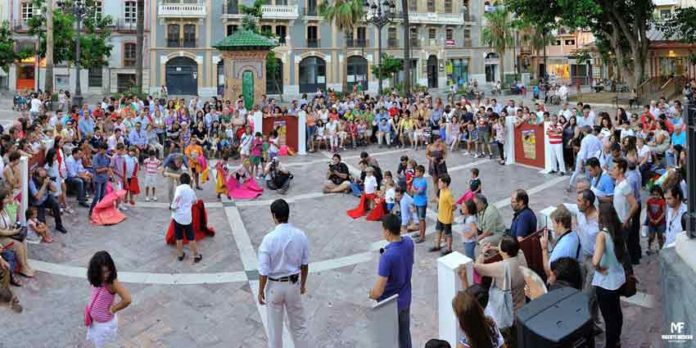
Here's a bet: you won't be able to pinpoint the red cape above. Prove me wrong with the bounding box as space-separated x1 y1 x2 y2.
165 200 216 245
346 193 385 221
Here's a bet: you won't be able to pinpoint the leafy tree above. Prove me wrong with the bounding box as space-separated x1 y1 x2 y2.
319 0 365 93
28 0 114 69
659 7 696 44
515 19 555 79
0 21 32 72
371 54 402 86
482 7 514 86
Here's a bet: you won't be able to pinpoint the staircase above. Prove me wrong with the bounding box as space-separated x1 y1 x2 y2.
638 76 686 103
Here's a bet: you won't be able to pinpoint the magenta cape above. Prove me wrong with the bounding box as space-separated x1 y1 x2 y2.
90 189 128 226
226 177 263 200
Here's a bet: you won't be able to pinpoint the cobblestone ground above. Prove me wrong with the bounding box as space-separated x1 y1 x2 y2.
0 93 665 347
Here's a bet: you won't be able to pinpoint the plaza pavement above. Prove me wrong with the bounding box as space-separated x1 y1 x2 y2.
0 141 663 348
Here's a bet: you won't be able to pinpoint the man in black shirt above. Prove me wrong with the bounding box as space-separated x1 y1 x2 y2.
323 153 351 193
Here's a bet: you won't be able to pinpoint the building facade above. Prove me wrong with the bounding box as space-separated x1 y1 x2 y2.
148 0 515 97
6 0 151 94
525 28 597 85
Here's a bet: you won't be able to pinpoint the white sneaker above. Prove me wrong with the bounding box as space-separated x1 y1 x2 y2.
153 196 158 201
119 205 128 211
145 197 150 202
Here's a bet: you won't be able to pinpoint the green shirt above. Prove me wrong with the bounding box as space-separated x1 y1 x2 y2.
478 204 506 236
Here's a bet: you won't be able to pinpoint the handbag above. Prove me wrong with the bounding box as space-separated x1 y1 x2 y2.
9 226 27 242
84 287 103 327
487 260 515 329
619 269 638 298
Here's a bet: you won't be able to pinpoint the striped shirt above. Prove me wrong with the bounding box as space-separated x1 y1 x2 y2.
88 285 116 323
143 158 161 175
547 124 563 145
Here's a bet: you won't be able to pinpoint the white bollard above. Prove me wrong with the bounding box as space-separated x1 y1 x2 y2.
298 111 307 155
437 251 473 346
253 110 263 136
542 121 554 174
505 116 516 165
20 156 28 225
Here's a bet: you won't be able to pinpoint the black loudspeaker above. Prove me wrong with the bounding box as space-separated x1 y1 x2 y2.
516 287 595 348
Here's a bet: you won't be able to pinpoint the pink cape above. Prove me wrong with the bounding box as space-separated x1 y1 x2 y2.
456 190 475 205
226 177 263 200
90 189 128 226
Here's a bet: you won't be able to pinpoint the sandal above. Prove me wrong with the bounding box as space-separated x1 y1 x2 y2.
10 276 22 287
177 252 186 261
194 254 203 263
17 272 34 279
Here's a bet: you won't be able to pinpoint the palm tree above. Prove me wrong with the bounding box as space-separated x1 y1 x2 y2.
518 21 554 80
319 0 364 93
482 7 514 87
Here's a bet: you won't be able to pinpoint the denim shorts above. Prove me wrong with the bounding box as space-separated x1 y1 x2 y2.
416 205 427 220
648 225 665 235
436 220 452 236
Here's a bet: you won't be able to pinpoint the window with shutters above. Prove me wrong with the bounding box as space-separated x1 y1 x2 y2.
123 43 136 67
124 1 137 23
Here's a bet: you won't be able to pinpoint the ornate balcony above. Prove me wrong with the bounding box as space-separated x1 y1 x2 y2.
261 5 299 20
158 1 207 18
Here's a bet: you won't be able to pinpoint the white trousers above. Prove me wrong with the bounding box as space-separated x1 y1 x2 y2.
266 280 309 348
550 143 566 173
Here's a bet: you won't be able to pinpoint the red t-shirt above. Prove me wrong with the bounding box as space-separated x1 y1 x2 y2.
646 197 666 226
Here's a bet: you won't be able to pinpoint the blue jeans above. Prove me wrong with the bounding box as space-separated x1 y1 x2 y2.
89 181 107 214
398 307 412 348
665 149 676 167
65 177 86 202
463 242 476 259
568 156 584 188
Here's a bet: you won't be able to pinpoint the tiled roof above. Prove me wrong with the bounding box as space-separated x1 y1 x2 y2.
213 30 277 50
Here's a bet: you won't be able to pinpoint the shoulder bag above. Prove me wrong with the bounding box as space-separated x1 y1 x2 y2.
487 260 515 329
84 287 103 327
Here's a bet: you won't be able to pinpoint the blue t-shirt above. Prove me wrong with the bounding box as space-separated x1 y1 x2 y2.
510 207 537 239
28 179 47 206
549 230 581 265
672 131 686 147
378 236 415 310
412 177 428 207
399 194 415 226
591 171 615 197
92 153 111 184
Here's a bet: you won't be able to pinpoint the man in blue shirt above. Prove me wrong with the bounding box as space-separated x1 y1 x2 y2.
78 113 95 138
541 205 581 278
128 122 149 159
411 165 428 243
509 189 537 241
65 148 91 207
89 143 111 216
667 126 686 167
370 214 414 348
585 157 614 203
29 167 67 234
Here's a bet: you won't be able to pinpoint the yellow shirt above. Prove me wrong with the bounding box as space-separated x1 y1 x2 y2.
437 188 455 224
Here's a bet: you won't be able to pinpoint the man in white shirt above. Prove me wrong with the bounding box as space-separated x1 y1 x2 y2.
582 104 596 126
611 158 639 255
30 93 42 119
258 199 310 348
170 173 201 263
65 148 92 207
568 126 603 190
558 102 573 119
664 185 687 247
558 84 569 103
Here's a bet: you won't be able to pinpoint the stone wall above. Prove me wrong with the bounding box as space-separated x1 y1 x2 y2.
221 50 268 107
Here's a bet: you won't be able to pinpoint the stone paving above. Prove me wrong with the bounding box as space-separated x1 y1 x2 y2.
0 141 664 348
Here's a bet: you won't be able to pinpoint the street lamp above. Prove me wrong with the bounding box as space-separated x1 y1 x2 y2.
57 0 88 107
364 0 395 96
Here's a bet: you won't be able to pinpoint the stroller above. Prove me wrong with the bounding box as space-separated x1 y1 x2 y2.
12 95 27 111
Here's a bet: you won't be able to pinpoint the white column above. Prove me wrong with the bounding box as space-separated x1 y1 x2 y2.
20 156 29 225
253 112 263 136
437 252 474 346
298 112 307 155
541 121 554 174
505 116 516 165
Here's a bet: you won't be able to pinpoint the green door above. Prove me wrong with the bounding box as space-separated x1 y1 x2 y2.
242 70 254 109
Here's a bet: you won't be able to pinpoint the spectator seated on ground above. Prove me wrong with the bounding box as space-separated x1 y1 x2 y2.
264 157 293 194
323 153 351 194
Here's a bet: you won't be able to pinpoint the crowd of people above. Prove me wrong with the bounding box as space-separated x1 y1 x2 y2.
0 84 690 348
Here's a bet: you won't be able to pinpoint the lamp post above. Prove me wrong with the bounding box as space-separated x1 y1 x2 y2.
57 0 88 107
364 0 395 96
